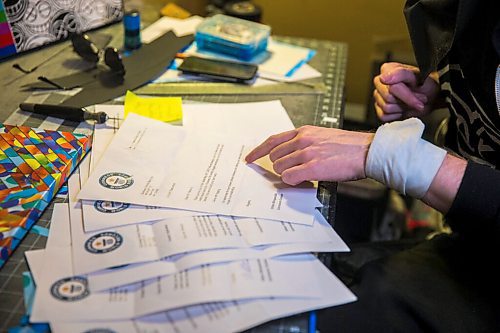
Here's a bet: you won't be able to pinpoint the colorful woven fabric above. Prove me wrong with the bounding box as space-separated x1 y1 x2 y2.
0 125 90 268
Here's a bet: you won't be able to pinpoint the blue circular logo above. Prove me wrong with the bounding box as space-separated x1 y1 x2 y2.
50 276 90 301
85 232 123 254
99 172 134 189
94 201 130 213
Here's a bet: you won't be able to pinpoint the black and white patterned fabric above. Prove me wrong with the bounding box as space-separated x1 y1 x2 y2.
436 4 500 169
439 62 500 168
3 0 122 52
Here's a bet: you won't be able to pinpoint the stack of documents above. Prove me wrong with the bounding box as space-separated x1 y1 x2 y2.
28 101 356 332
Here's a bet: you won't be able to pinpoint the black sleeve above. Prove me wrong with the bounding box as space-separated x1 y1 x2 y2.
445 161 500 239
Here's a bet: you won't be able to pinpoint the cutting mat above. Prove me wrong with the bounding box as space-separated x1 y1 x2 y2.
0 36 347 332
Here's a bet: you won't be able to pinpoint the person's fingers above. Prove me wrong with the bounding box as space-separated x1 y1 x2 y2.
380 63 420 87
373 75 398 104
389 82 425 111
281 159 328 185
281 162 314 185
380 62 418 73
245 129 298 163
375 103 403 122
374 74 428 104
272 147 312 175
373 90 405 114
269 126 324 163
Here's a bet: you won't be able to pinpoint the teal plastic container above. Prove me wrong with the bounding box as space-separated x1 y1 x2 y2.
195 14 271 61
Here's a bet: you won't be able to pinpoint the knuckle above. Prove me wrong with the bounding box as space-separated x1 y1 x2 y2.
380 102 391 112
268 149 280 162
282 170 299 185
380 62 397 73
297 125 313 133
272 158 285 174
299 148 314 162
307 160 322 176
387 83 400 96
383 103 402 115
295 127 314 144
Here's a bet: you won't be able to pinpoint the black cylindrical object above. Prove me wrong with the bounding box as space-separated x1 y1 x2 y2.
223 1 262 22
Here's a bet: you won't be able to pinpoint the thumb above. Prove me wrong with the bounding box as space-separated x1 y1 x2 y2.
380 67 419 88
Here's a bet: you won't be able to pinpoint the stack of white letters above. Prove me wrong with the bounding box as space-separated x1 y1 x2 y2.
28 100 356 332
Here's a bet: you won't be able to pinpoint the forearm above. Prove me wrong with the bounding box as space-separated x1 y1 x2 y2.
422 154 467 214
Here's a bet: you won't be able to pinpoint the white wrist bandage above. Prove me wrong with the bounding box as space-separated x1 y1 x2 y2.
365 118 447 199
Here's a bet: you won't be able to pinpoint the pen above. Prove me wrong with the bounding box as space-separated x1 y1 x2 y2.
309 311 317 333
19 103 111 124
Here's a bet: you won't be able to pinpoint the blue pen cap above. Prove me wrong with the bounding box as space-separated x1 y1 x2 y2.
124 10 141 50
124 10 141 30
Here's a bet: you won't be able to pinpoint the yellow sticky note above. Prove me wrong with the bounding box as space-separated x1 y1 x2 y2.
161 3 191 19
124 91 183 122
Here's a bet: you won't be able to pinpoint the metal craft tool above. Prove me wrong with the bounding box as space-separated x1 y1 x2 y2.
19 103 119 124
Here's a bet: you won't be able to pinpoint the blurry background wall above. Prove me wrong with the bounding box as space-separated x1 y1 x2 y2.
250 0 414 116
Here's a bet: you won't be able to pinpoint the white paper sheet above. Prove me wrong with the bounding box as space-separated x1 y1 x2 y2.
82 199 211 231
71 157 347 276
142 15 204 42
183 101 323 223
31 203 353 322
27 100 356 332
259 40 316 78
26 242 356 333
83 106 209 232
79 107 320 224
83 102 322 232
254 63 322 85
88 105 123 172
87 238 348 292
181 100 294 141
51 262 355 333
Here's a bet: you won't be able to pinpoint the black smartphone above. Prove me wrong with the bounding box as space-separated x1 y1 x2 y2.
177 56 258 84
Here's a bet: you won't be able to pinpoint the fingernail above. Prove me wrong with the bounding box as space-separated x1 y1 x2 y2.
380 73 391 82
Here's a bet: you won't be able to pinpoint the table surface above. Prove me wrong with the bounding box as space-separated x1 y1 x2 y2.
0 15 348 333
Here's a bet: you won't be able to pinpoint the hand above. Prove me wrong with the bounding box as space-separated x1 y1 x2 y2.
373 62 441 122
245 125 374 185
